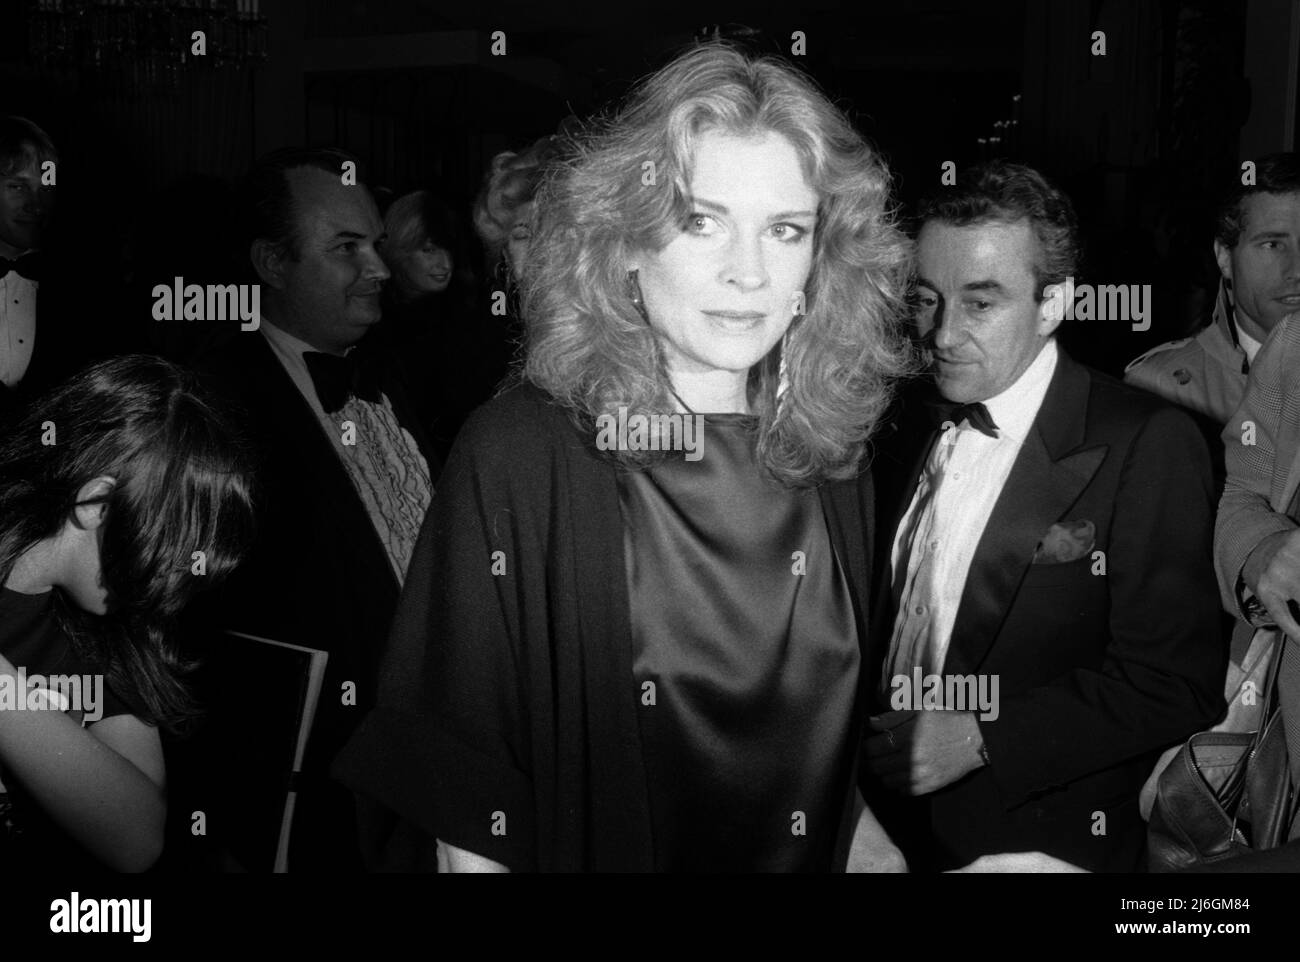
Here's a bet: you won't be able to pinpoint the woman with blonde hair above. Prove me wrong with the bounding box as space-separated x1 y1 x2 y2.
373 190 492 453
472 131 567 289
338 41 913 872
382 190 461 304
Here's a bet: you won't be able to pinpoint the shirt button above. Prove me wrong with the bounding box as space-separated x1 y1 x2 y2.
929 540 939 550
951 471 962 481
914 604 925 615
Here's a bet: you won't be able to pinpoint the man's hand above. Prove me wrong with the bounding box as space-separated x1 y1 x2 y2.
1243 527 1300 638
865 708 985 795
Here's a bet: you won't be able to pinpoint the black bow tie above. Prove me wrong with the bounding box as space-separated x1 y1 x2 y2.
928 398 1000 439
303 351 382 414
0 252 41 282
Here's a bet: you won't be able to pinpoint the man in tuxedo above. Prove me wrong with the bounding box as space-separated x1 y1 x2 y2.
0 117 63 416
864 161 1224 872
187 147 441 872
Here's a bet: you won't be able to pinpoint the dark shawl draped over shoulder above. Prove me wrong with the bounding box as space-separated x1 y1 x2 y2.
333 383 877 871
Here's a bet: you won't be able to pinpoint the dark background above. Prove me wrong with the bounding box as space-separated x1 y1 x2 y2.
3 0 1299 374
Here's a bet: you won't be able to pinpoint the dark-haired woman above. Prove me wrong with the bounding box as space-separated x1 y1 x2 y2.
0 355 255 871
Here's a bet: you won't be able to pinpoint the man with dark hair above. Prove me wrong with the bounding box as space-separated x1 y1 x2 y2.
1124 154 1300 815
865 161 1223 872
1126 153 1300 426
1208 156 1300 862
188 147 441 872
0 116 62 415
236 146 361 266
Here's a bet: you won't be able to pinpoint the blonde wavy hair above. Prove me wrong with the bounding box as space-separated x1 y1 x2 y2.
472 136 565 260
523 42 913 486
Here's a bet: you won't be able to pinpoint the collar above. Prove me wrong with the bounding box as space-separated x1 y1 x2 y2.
258 316 359 420
259 316 354 360
0 584 55 608
1235 319 1263 365
1213 279 1263 370
981 338 1059 443
0 247 39 286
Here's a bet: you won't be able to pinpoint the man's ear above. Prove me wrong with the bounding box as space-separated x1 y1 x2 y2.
1213 239 1234 289
1037 279 1070 337
250 238 288 290
72 476 115 531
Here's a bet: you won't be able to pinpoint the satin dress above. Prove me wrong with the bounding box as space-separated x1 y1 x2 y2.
617 413 861 871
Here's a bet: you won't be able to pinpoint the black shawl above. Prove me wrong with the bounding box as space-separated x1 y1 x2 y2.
334 382 877 871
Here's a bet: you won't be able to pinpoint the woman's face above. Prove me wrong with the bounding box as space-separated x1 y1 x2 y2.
391 239 453 296
629 129 817 382
62 491 113 616
64 532 110 615
505 201 535 283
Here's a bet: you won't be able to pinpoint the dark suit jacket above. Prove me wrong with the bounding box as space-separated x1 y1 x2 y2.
183 330 442 872
867 346 1226 872
0 253 125 418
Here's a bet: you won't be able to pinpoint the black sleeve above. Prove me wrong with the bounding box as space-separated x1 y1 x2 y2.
984 405 1227 802
333 399 543 871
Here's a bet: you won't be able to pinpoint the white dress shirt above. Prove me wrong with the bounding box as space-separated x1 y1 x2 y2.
884 338 1059 683
259 317 433 583
0 266 38 389
1235 319 1262 367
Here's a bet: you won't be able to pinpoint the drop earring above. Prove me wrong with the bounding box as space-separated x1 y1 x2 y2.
776 328 792 410
495 251 513 290
628 269 650 324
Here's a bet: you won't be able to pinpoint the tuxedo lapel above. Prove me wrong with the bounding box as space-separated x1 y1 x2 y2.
246 334 343 468
878 396 938 535
244 335 400 595
864 400 943 847
941 351 1107 676
869 394 938 636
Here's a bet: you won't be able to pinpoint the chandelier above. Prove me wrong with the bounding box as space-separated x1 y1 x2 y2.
26 0 268 94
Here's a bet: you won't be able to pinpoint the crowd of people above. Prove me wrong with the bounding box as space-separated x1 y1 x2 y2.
2 39 1299 873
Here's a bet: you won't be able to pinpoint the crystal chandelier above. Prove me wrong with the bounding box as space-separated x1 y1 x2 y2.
27 0 268 94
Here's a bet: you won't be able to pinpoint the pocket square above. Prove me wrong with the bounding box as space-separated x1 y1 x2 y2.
1032 520 1096 564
